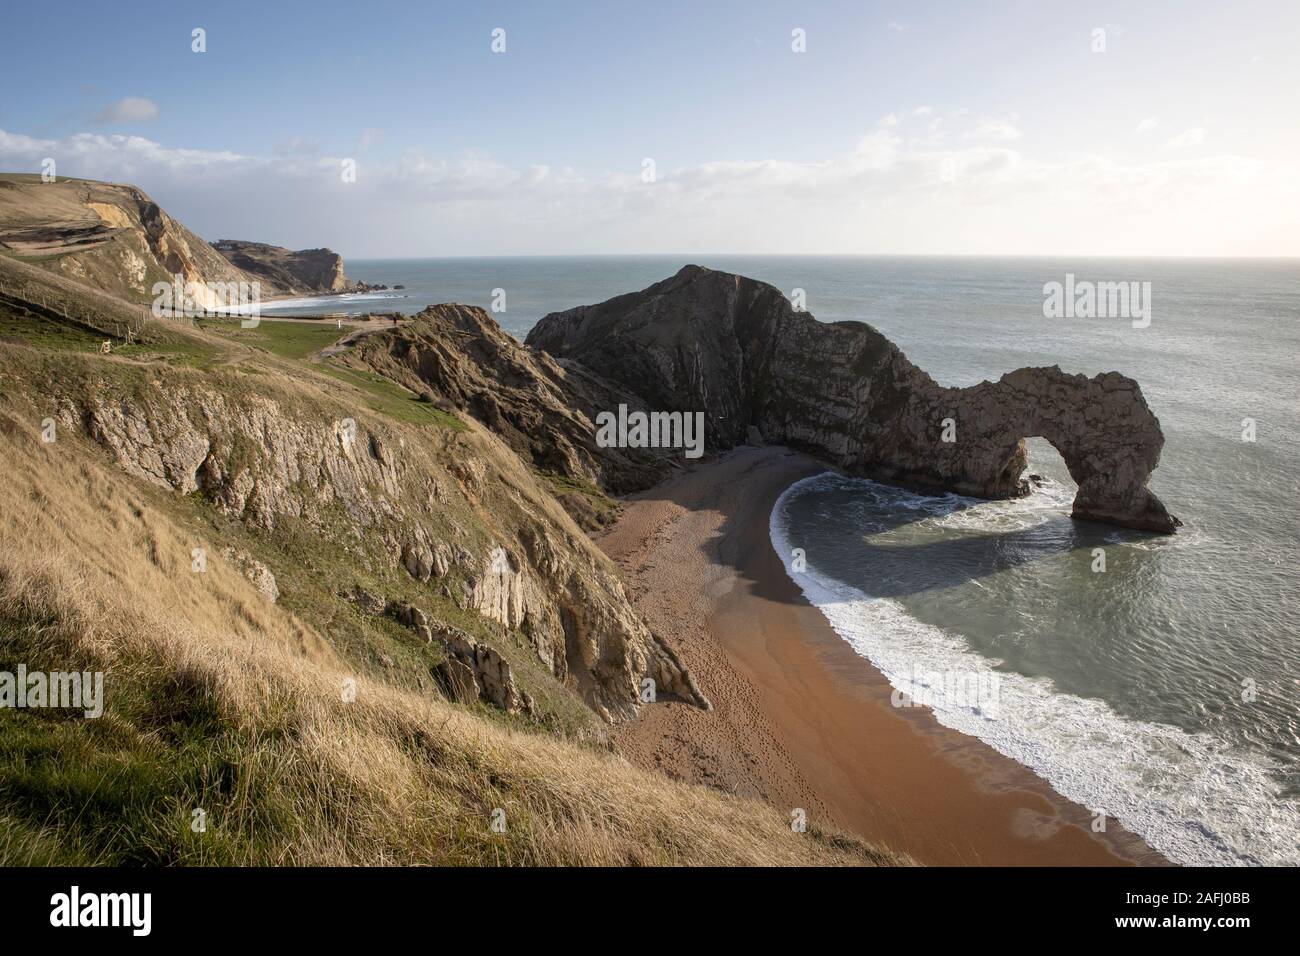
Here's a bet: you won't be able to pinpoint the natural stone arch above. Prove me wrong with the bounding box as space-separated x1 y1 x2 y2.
822 360 1178 534
528 265 1180 534
910 367 1180 533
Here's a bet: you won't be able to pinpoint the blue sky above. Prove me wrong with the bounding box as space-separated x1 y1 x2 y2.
1 0 1297 256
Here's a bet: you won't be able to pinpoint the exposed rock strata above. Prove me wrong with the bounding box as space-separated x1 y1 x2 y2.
354 592 536 715
51 371 708 721
527 265 1179 533
0 176 258 304
431 620 533 715
210 239 361 295
221 547 280 603
0 177 363 302
345 303 684 497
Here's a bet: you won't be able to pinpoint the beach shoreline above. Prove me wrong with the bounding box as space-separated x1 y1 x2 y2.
599 445 1167 866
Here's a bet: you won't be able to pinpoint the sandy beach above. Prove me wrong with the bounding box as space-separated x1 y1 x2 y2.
599 446 1167 866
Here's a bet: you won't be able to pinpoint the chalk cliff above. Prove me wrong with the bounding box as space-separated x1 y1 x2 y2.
0 176 364 302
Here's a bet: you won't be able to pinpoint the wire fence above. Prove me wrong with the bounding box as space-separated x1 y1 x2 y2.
0 272 156 345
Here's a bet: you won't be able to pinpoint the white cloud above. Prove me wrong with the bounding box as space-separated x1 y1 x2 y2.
1135 117 1159 134
93 97 159 125
965 116 1022 141
1 128 246 174
0 124 1286 256
888 21 907 33
878 113 900 127
1165 127 1207 149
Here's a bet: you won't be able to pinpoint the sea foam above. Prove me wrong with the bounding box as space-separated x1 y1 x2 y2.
253 291 407 313
769 472 1295 866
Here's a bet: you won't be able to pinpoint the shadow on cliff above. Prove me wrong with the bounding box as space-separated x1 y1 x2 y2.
620 447 1139 608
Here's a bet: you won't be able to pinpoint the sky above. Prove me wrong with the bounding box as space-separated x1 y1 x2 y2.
1 0 1297 258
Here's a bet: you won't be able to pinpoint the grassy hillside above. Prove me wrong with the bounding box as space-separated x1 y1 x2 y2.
0 261 901 866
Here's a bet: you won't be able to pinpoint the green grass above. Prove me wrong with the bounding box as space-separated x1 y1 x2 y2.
0 309 123 352
0 593 300 865
0 306 220 369
2 301 461 429
190 320 464 432
319 361 467 429
196 318 346 360
0 251 70 265
0 700 282 865
541 471 621 526
135 324 223 368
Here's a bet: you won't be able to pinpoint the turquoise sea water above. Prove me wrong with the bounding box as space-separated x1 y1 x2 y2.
273 255 1298 865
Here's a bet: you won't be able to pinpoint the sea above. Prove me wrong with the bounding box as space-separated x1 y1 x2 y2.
264 255 1299 866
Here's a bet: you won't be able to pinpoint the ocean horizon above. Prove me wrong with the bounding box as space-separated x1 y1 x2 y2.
9 0 1300 918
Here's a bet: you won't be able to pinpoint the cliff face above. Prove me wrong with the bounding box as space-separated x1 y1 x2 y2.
0 177 358 303
44 366 705 721
1 225 710 727
1 189 914 866
527 265 1179 533
344 303 683 499
0 277 883 865
0 176 258 304
210 239 355 294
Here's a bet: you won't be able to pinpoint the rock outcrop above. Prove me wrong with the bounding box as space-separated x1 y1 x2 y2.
0 175 259 305
527 265 1179 533
432 620 533 715
210 239 361 295
47 362 708 721
344 303 684 496
221 547 280 603
0 177 363 303
354 593 537 715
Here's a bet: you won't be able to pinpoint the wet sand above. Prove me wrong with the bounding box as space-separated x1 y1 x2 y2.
599 446 1166 866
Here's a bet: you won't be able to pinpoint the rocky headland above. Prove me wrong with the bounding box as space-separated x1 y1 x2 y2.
0 176 374 304
0 176 1178 866
0 175 258 303
210 239 374 295
528 265 1179 533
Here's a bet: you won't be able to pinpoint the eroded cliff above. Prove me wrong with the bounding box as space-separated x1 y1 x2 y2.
48 363 706 721
527 265 1179 533
210 239 359 295
0 176 258 304
342 303 684 501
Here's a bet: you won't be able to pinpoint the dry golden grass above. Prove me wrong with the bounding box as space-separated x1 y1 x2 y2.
0 409 901 866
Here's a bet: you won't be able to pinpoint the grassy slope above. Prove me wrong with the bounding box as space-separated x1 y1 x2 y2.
0 275 901 866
